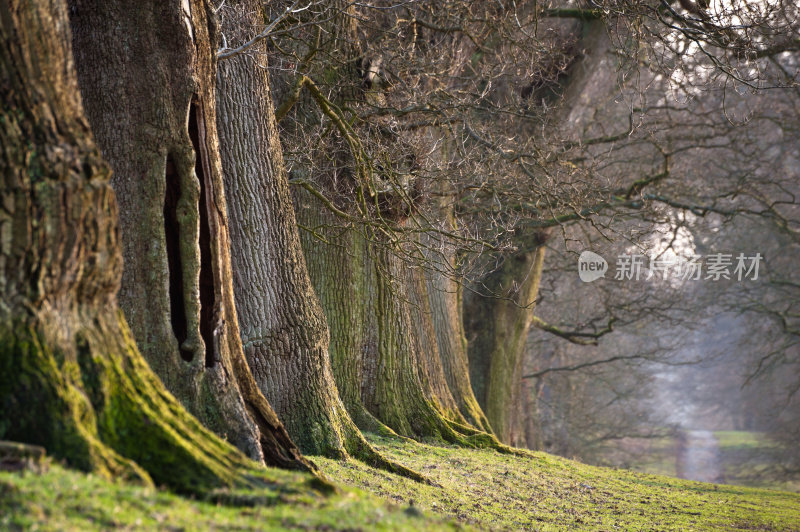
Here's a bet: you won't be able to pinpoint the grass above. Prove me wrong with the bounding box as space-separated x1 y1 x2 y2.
316 434 800 531
0 461 458 531
713 431 800 493
605 435 679 477
615 430 799 494
2 434 799 530
715 431 776 450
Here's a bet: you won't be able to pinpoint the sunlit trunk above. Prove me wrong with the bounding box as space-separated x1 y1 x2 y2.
0 0 294 494
69 0 308 469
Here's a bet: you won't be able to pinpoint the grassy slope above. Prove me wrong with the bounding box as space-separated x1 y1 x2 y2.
316 435 800 531
0 462 456 531
2 434 799 531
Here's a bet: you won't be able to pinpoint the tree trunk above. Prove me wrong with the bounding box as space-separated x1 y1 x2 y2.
296 196 504 448
423 206 494 433
295 202 391 436
67 0 308 470
0 0 294 494
409 254 466 425
465 241 547 443
214 0 410 472
488 20 610 447
270 2 506 448
365 237 463 438
296 210 447 439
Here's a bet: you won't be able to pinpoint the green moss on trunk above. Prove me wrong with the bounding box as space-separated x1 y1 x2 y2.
0 318 266 494
466 245 547 444
0 0 307 495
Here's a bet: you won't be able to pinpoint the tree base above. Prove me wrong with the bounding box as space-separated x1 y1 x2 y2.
0 314 281 495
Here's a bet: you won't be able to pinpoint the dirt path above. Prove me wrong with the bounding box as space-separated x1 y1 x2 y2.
677 429 723 483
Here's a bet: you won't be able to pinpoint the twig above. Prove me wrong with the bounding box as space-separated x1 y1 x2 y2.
217 1 301 60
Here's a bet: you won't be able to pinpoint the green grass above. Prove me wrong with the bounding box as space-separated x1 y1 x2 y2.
615 435 679 477
713 431 800 493
316 434 800 531
3 434 800 530
0 461 458 531
714 431 776 450
619 430 799 494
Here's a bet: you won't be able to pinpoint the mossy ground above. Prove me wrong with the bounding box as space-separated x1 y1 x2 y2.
316 434 800 531
0 461 457 531
2 433 799 530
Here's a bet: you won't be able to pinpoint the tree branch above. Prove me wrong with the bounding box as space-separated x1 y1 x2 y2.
541 8 605 20
531 316 616 346
523 353 650 379
217 1 300 60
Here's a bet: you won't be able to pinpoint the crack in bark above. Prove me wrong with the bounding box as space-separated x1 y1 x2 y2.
164 154 193 362
188 100 218 369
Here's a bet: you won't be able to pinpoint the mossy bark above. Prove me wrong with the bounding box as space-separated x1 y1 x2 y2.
296 203 394 437
67 0 308 469
465 243 547 445
423 206 494 434
0 319 265 494
296 196 505 450
366 237 463 439
215 0 403 470
0 0 288 495
269 1 507 450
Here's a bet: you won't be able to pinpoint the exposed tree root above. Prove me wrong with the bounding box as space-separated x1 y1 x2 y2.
0 316 320 496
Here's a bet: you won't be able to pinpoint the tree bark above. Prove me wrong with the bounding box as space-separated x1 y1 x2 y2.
296 210 446 439
296 196 505 448
67 0 308 470
465 241 548 444
214 0 409 472
365 237 462 438
409 252 466 425
295 202 391 435
423 205 494 433
0 0 293 494
270 2 506 448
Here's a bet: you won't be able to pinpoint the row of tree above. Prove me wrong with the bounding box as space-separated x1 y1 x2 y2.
1 0 797 494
